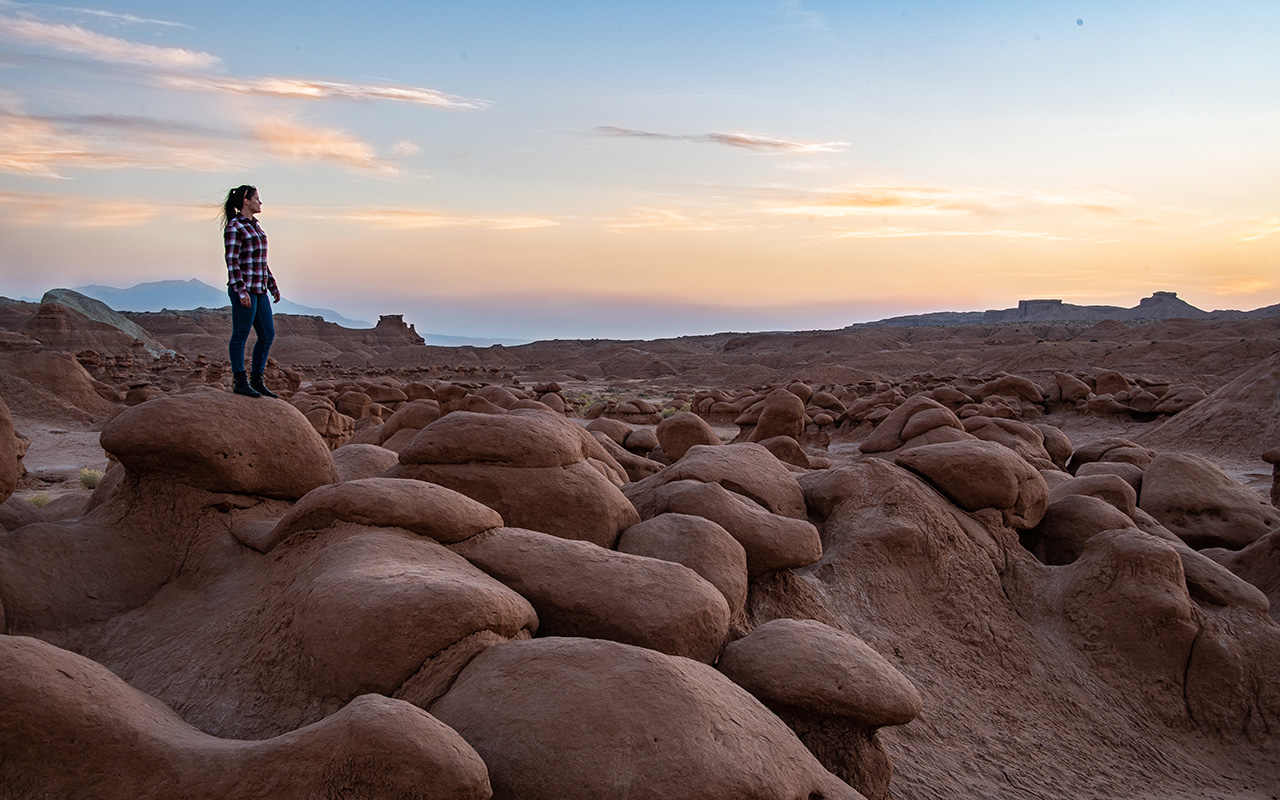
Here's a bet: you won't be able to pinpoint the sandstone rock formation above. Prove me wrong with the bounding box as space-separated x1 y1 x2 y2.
1 636 491 800
3 287 1280 799
430 637 864 800
387 409 638 547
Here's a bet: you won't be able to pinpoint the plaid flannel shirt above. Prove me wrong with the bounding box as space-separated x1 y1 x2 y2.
224 214 279 299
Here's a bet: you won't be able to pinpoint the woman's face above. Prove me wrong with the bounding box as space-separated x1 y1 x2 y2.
241 190 262 217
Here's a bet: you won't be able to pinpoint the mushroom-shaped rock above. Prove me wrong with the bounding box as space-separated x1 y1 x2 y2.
1139 452 1280 550
1153 383 1208 414
253 478 504 552
1075 461 1144 493
616 513 748 616
1026 494 1137 565
584 416 633 446
979 374 1045 405
630 442 807 520
430 637 862 800
452 527 730 663
1054 372 1092 404
623 426 659 455
718 618 921 728
377 399 442 445
1093 369 1133 396
389 410 638 547
757 435 811 469
331 442 401 482
896 440 1049 529
747 388 808 443
1034 423 1073 470
590 431 663 482
1068 437 1156 474
0 636 492 800
859 395 964 454
962 416 1055 468
400 409 622 476
100 391 338 499
1049 473 1138 519
656 411 721 461
290 395 355 451
625 479 822 579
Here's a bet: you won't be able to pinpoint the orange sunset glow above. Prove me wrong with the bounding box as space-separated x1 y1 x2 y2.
1 2 1277 339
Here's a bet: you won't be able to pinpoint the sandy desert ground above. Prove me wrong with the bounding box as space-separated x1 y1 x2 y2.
2 290 1279 799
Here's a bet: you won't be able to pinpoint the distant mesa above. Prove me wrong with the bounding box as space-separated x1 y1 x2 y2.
856 291 1273 328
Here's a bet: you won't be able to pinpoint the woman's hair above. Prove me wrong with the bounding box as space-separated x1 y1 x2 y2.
220 184 257 229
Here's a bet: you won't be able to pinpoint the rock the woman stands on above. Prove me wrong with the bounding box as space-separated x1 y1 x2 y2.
221 184 281 398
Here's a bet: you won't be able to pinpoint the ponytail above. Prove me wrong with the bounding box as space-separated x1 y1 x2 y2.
220 185 256 229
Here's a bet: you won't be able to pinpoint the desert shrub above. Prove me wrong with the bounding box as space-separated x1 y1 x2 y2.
80 468 105 489
661 402 693 418
29 494 50 508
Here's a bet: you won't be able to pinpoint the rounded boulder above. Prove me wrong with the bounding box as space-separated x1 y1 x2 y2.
100 392 338 499
895 439 1049 529
430 637 860 800
718 618 922 728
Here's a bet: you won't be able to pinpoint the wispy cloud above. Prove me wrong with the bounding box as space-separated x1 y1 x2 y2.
0 189 172 226
252 119 400 174
0 188 559 231
776 0 830 33
0 14 219 68
159 75 488 109
593 126 847 154
605 207 737 232
760 184 1127 219
827 227 1072 241
279 206 558 231
1210 278 1274 294
1238 218 1280 243
0 111 233 176
0 8 484 109
762 185 974 217
0 110 404 177
0 1 189 27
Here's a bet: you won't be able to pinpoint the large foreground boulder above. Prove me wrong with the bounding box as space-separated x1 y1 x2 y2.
1 635 491 800
430 637 863 800
101 392 339 499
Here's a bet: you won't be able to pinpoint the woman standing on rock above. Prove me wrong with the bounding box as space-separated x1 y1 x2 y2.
221 184 280 398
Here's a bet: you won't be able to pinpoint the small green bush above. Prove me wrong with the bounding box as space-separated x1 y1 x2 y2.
29 494 50 508
79 468 105 490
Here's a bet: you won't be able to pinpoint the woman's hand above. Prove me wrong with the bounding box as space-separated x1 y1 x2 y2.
239 294 251 308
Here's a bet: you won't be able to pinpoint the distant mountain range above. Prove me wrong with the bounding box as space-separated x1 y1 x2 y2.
63 279 371 328
854 291 1280 328
20 278 515 347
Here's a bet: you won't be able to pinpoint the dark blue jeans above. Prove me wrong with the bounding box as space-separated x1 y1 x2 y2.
228 289 275 374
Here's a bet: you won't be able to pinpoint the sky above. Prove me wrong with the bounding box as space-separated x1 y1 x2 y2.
1 1 1277 341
